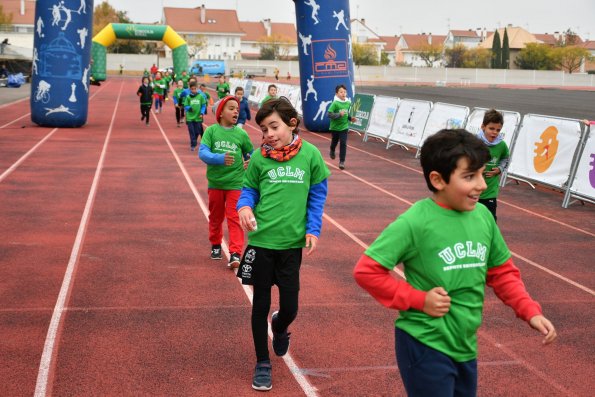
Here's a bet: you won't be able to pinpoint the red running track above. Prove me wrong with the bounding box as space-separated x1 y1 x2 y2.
0 77 593 396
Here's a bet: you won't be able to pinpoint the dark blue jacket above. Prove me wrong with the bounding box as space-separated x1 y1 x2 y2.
237 97 251 125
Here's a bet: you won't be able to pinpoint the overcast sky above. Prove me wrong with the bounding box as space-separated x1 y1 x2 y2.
104 0 595 40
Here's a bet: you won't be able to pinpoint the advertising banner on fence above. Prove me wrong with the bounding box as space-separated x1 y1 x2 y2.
464 108 521 148
365 96 399 140
387 99 432 148
419 102 469 147
349 93 374 132
568 132 595 201
508 115 582 187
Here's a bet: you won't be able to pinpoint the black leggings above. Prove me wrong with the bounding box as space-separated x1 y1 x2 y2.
175 106 185 123
140 104 151 123
252 286 299 362
330 129 348 162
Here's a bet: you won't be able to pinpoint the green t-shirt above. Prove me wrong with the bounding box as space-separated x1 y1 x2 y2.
216 82 230 99
152 79 166 95
244 141 331 250
328 99 352 131
365 198 510 362
181 75 190 88
183 93 206 122
173 88 184 105
481 141 510 199
201 124 254 190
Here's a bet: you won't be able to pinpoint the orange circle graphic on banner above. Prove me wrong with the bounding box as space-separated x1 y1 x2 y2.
533 126 559 173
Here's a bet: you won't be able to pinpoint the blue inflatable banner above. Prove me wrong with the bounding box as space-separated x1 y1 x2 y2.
31 0 93 127
294 0 355 132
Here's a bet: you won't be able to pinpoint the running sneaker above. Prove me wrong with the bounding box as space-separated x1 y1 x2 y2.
210 246 222 260
271 311 291 356
330 150 336 159
339 162 345 170
252 361 272 391
228 252 241 269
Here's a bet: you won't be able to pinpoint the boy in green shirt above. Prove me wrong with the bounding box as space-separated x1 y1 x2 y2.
476 109 510 222
259 84 278 108
236 97 330 391
183 81 206 150
215 75 230 99
199 96 254 267
354 129 556 396
327 84 355 170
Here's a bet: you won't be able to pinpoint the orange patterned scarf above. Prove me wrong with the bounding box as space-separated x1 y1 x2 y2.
261 134 302 162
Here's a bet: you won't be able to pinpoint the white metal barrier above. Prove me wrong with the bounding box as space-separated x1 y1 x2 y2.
363 95 399 142
386 99 433 150
415 102 470 157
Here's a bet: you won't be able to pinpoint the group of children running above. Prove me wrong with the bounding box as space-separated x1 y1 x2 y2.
138 70 557 394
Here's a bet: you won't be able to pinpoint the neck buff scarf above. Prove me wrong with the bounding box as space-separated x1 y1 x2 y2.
477 130 503 146
261 133 302 162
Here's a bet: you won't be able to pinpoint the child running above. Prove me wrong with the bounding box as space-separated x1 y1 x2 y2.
477 109 510 221
152 71 167 113
183 81 206 150
235 86 251 129
199 83 212 114
199 96 254 267
172 80 185 127
236 97 330 391
328 84 356 170
259 84 278 108
136 76 153 126
216 75 230 99
354 129 556 397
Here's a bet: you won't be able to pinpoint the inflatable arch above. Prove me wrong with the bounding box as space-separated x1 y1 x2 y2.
91 23 188 81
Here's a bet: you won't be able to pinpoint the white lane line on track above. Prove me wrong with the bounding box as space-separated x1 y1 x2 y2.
0 82 110 184
1 113 30 129
244 122 593 296
155 116 319 397
0 127 58 183
34 81 124 397
307 130 595 238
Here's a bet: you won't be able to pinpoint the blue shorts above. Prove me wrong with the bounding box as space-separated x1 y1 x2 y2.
395 328 477 397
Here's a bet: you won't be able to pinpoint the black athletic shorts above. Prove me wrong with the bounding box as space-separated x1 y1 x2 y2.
237 245 302 291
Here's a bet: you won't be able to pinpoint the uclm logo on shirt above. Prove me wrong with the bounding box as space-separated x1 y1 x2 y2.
533 126 559 173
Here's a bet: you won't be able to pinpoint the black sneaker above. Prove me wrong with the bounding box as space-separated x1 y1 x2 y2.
252 361 272 391
329 150 336 159
339 162 345 170
210 246 222 260
271 311 290 357
228 252 241 269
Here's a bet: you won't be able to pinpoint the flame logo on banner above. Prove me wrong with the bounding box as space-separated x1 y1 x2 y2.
324 44 337 60
533 126 559 173
589 153 595 188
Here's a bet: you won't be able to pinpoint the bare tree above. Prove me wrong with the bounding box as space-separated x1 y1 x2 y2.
416 43 444 67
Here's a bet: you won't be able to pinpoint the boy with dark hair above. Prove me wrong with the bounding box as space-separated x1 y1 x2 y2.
183 81 206 151
477 109 509 221
136 76 153 126
199 83 212 114
327 84 355 170
216 75 230 99
235 86 251 129
259 84 278 107
354 129 556 397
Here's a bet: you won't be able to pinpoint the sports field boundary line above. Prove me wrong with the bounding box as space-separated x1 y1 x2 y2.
33 81 124 397
0 82 111 184
155 118 320 397
305 130 595 238
0 113 30 129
